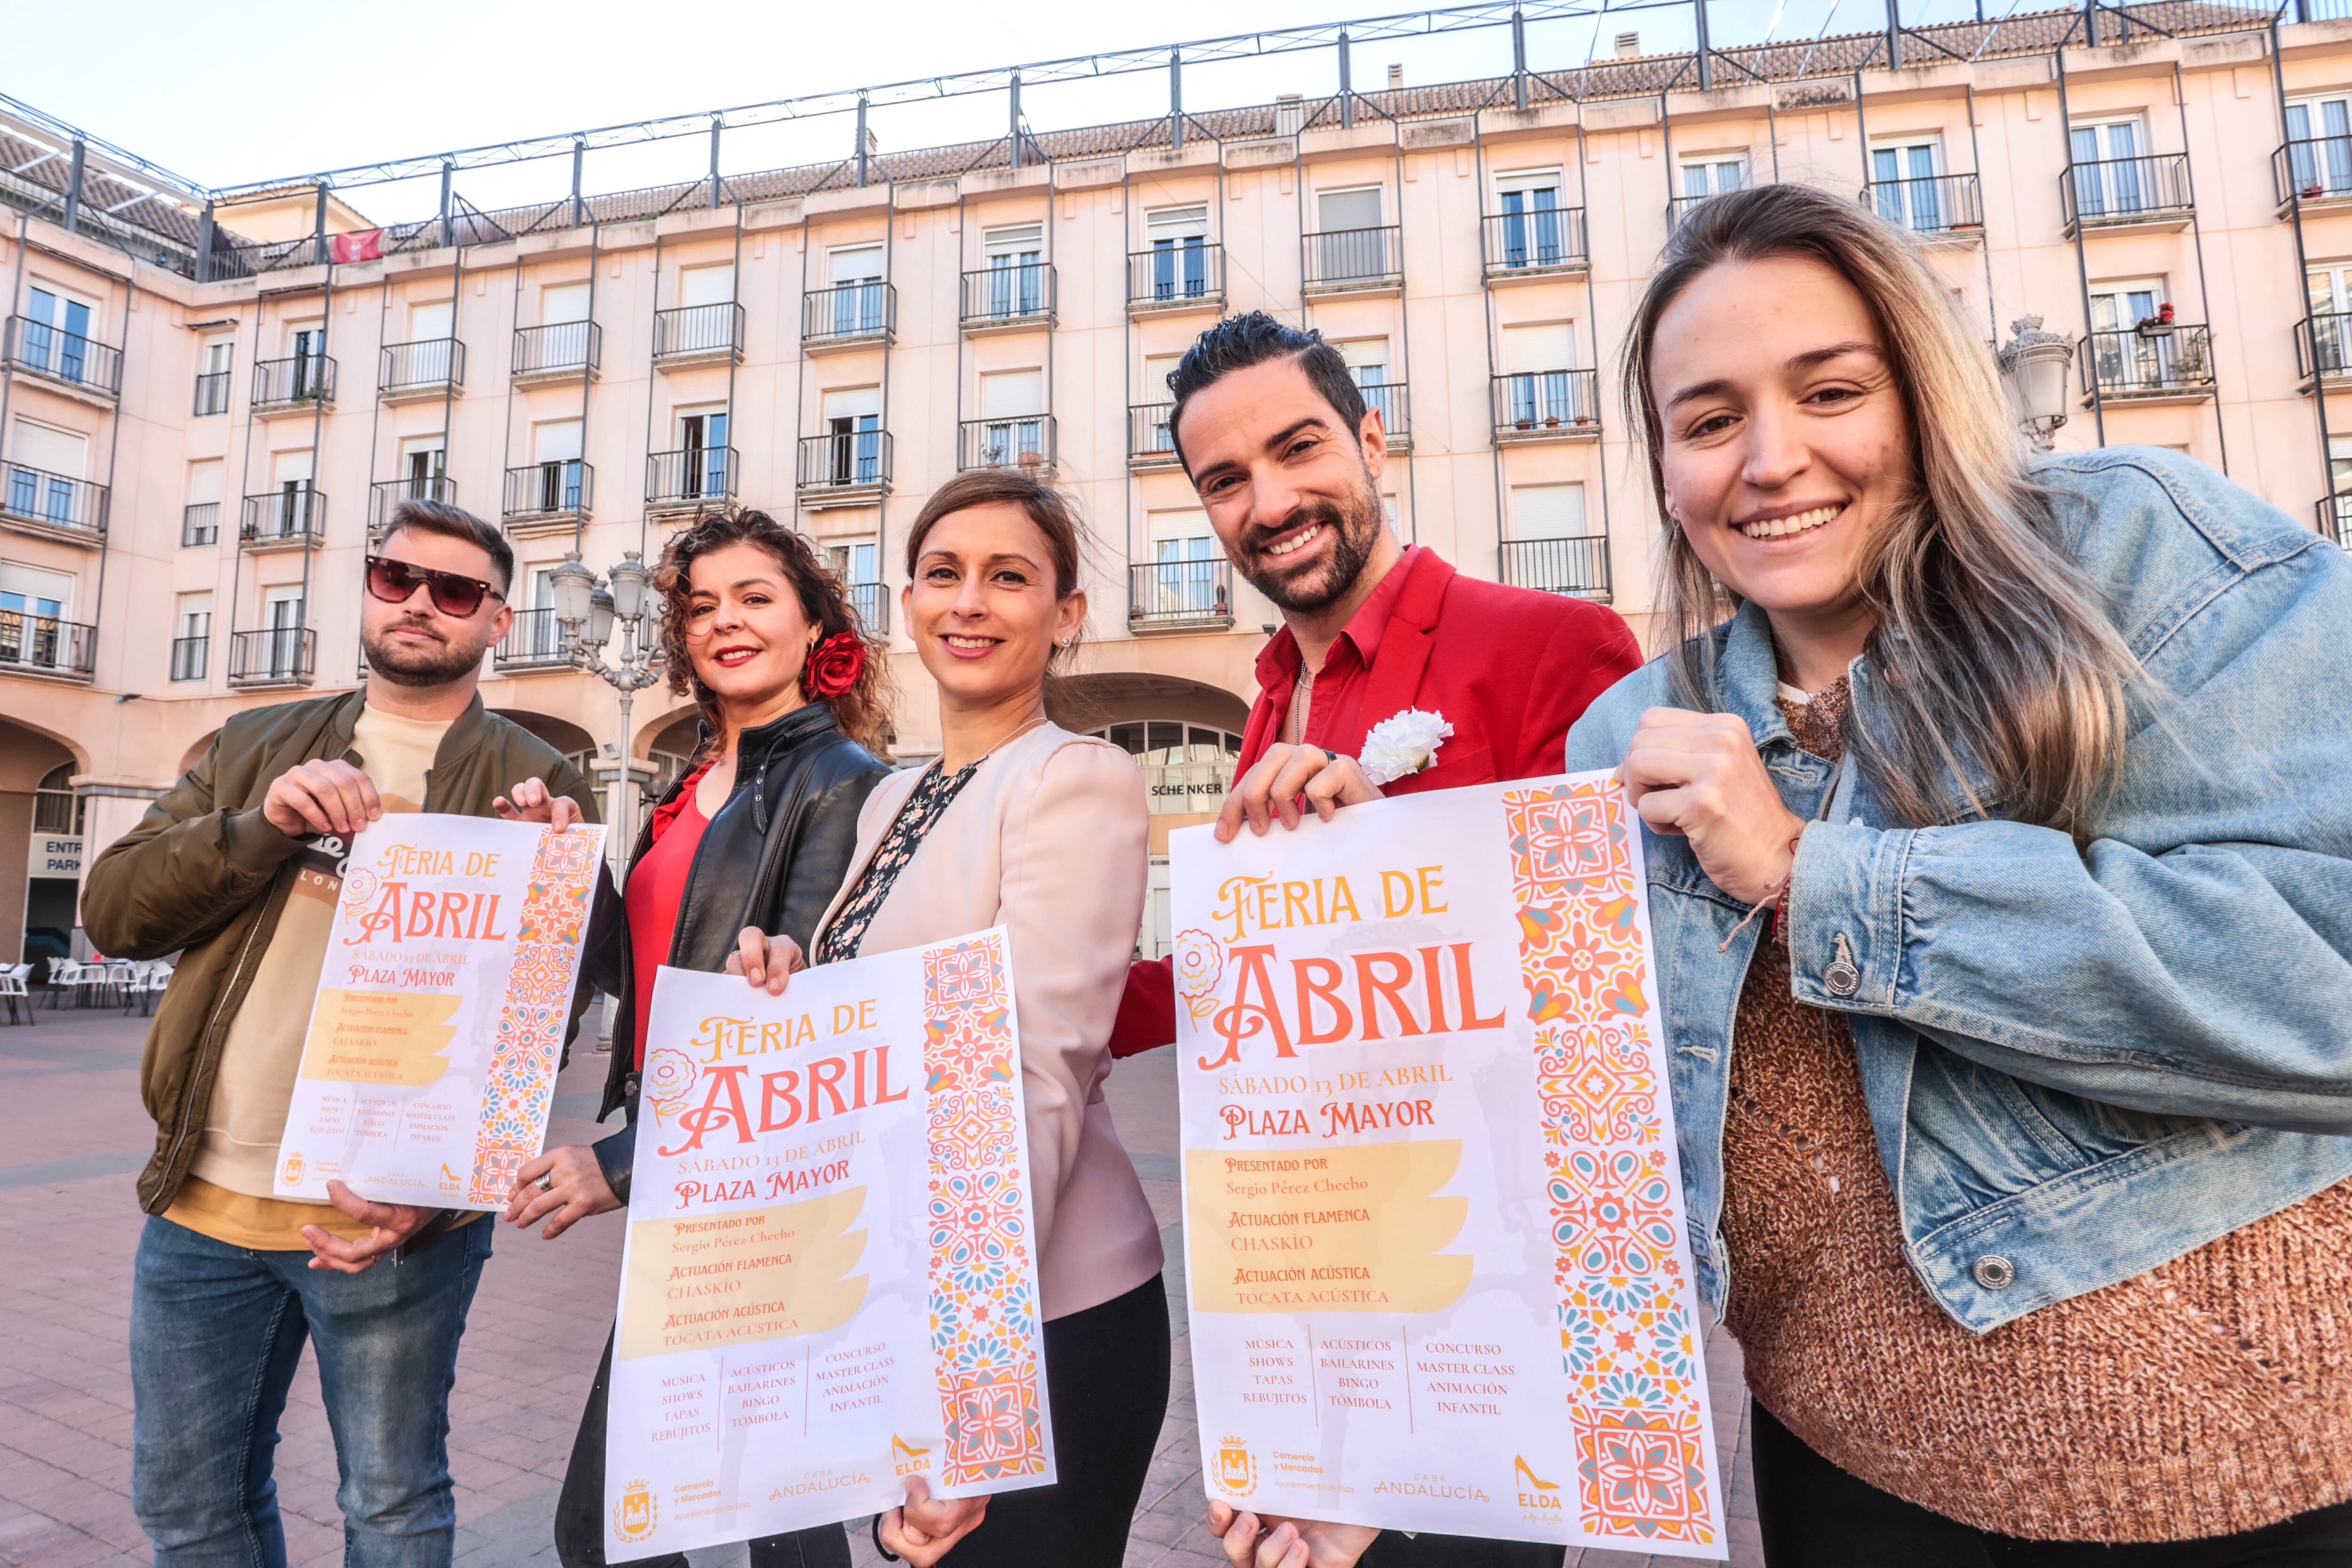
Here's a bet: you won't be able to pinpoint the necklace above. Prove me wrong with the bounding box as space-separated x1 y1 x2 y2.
947 714 1049 774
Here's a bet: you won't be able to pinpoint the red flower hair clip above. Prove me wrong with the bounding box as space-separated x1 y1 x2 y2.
803 631 867 699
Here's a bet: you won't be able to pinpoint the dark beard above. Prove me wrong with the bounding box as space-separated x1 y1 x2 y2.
363 620 486 687
1232 478 1383 614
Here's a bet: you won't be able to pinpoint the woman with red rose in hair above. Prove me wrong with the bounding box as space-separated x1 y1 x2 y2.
509 507 891 1568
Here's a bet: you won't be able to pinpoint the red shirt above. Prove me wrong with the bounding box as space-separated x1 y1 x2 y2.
626 782 708 1068
1107 547 1643 1057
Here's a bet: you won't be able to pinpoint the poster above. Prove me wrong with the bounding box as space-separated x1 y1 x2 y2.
274 814 605 1210
1172 775 1724 1557
603 932 1054 1561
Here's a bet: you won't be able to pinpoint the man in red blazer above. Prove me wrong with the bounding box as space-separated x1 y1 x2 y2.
1109 310 1642 1063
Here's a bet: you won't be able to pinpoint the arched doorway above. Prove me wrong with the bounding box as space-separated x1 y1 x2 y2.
2 722 84 962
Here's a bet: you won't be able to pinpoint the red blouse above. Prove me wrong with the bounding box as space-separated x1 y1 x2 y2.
625 771 710 1068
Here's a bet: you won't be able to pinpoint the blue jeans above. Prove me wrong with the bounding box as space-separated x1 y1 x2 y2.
130 1212 492 1568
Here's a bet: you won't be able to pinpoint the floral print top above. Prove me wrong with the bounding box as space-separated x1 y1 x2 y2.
814 758 983 964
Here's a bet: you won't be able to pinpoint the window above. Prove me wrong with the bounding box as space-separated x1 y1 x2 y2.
398 435 447 501
2088 278 2196 390
2312 266 2352 375
7 418 87 526
264 448 314 540
1511 483 1588 540
0 562 73 671
1096 721 1244 814
185 459 222 545
826 539 878 586
541 283 592 325
1338 339 1398 431
1144 509 1225 619
829 245 883 287
20 284 96 383
410 300 453 340
819 388 883 485
1500 323 1589 429
2287 96 2352 199
1870 136 1947 231
675 407 731 497
1144 206 1212 302
2069 117 2150 216
1314 187 1386 280
680 264 734 307
1494 168 1568 270
981 225 1044 318
174 592 211 681
824 245 887 336
977 370 1046 469
1506 486 1603 596
196 335 234 415
520 565 564 660
1680 155 1748 202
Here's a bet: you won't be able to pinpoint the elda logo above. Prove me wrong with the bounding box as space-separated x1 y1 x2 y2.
1214 1436 1257 1496
1514 1454 1562 1512
612 1479 657 1543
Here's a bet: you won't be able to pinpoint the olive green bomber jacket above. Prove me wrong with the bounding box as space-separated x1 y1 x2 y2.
83 689 601 1215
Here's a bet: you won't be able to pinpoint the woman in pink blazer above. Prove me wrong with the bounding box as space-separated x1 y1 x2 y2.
734 470 1168 1567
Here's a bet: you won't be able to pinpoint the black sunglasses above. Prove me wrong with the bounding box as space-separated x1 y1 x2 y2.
365 555 505 618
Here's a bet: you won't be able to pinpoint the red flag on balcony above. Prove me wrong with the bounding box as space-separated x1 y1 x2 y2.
330 229 383 264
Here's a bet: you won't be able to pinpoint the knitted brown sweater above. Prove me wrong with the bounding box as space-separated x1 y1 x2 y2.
1721 680 2352 1542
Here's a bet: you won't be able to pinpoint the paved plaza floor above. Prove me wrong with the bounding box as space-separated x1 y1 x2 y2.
0 1002 1759 1568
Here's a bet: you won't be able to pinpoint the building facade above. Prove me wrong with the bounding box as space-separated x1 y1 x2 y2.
2 0 2348 962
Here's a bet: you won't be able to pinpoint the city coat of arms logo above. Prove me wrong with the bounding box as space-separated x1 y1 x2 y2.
613 1478 657 1543
1214 1436 1257 1496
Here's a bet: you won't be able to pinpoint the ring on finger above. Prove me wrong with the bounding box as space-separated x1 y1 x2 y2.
537 1172 554 1193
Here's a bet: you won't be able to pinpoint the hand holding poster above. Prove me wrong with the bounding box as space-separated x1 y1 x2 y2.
275 814 605 1210
603 931 1053 1561
1172 775 1725 1557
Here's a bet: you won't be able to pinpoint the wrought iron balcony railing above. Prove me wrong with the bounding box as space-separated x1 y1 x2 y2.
1481 208 1589 277
2296 311 2352 382
504 460 592 521
182 502 219 547
2061 153 2194 231
371 475 458 532
253 354 336 410
848 581 889 635
379 337 465 396
513 320 600 379
1302 225 1402 292
3 316 122 396
957 416 1056 474
1126 244 1225 309
0 609 96 679
1862 173 1984 235
241 484 326 547
1359 382 1409 444
797 430 892 493
1128 559 1234 629
1492 370 1600 438
2 465 109 540
802 283 895 347
2079 325 2216 399
1667 192 1730 230
2276 135 2352 207
193 369 232 416
653 302 746 364
228 627 316 688
170 635 208 683
2318 494 2352 548
1129 403 1179 465
960 263 1057 327
1500 536 1613 602
497 607 572 669
647 447 739 510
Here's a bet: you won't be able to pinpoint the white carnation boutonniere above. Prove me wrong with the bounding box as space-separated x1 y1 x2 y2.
1357 708 1455 788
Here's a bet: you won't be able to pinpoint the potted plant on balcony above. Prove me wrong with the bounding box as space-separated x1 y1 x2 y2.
2137 301 2177 339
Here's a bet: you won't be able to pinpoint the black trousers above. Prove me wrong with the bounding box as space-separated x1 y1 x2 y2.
1359 1530 1563 1567
935 1273 1173 1567
554 1327 850 1568
1752 1401 2352 1568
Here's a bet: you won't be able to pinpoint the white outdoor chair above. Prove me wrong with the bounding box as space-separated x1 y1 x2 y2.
0 963 29 1025
43 958 84 1008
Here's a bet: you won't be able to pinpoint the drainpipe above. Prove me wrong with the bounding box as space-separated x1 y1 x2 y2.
1171 51 1185 150
63 140 85 233
1696 0 1714 91
195 201 215 285
1513 8 1530 111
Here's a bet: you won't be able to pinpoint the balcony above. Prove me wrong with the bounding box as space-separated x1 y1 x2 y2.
171 635 208 683
193 370 232 417
182 502 219 547
1126 245 1226 315
2296 312 2352 390
241 485 326 551
1493 370 1601 443
1 466 108 546
1359 383 1411 451
1862 174 1984 243
378 337 465 405
370 475 458 533
1129 403 1181 470
504 461 593 534
227 627 316 690
847 581 890 636
0 610 95 681
1129 559 1234 632
1667 192 1726 231
2078 325 2216 405
2060 154 2193 238
496 607 572 672
3 316 122 401
512 321 600 386
252 354 336 416
2276 136 2352 213
1501 536 1613 602
960 263 1056 334
647 447 738 517
654 302 746 370
796 430 892 507
958 416 1056 477
1302 226 1402 297
1481 209 1589 283
2317 495 2351 547
802 283 895 353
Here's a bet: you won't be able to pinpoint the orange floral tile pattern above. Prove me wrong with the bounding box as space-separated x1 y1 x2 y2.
468 827 601 1204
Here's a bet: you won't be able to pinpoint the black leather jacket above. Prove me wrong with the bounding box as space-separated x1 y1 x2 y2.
586 703 887 1200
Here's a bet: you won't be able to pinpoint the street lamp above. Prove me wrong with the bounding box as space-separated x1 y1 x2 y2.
1997 315 2074 452
553 548 664 888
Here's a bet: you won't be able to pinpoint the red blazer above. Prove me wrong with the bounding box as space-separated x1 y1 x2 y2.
1108 550 1642 1058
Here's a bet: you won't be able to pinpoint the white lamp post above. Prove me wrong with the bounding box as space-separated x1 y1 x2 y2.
552 548 664 888
1997 315 2074 452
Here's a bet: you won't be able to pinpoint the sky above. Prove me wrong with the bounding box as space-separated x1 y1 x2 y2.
20 0 1944 224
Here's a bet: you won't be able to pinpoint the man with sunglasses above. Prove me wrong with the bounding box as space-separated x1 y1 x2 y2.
86 499 601 1568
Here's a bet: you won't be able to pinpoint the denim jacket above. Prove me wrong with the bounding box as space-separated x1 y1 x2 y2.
1564 448 2352 1334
